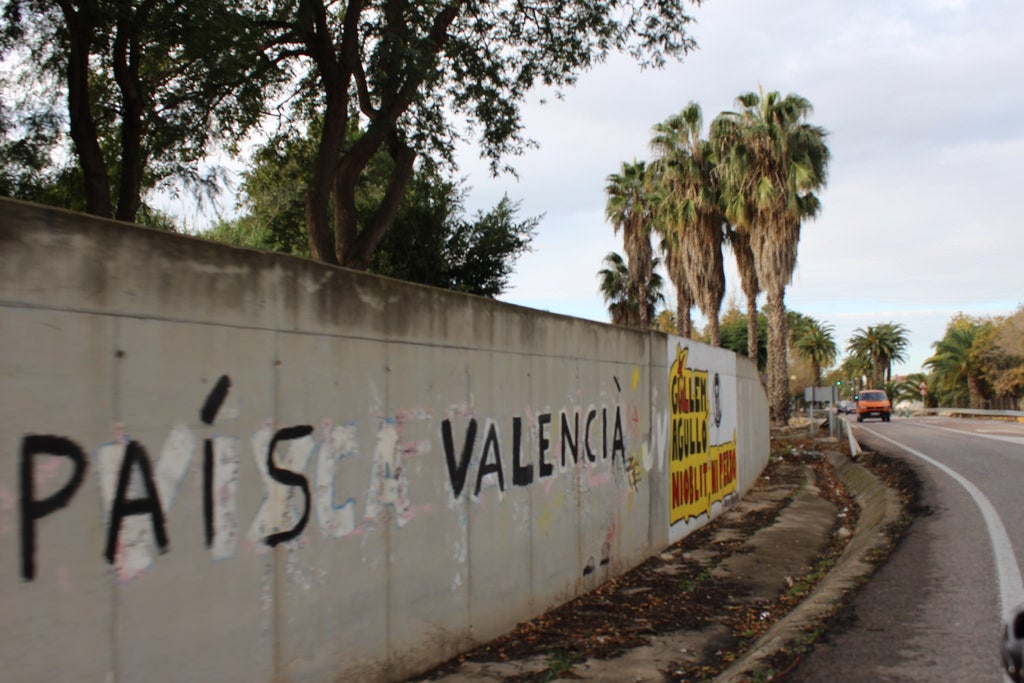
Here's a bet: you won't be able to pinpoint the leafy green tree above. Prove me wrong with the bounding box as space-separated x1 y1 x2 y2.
921 310 1024 410
925 316 988 408
1 0 276 222
971 307 1024 407
653 309 678 335
712 89 830 425
605 161 658 329
649 102 725 346
259 0 702 269
375 190 536 297
719 304 767 372
204 135 536 297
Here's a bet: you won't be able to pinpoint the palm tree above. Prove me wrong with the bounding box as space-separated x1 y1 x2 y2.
875 322 910 383
847 322 909 387
597 251 666 329
893 372 931 407
712 89 830 425
847 326 887 388
605 161 656 329
598 252 634 326
649 103 726 346
792 316 837 384
658 230 695 337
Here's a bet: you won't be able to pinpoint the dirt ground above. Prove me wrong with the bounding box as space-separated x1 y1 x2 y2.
414 432 920 683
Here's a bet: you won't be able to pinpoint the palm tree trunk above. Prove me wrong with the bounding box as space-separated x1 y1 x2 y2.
637 281 650 329
745 291 759 367
764 287 790 426
676 286 693 338
967 376 983 409
707 316 721 347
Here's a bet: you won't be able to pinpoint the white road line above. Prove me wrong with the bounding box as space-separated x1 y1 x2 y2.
914 421 1024 447
858 425 1024 619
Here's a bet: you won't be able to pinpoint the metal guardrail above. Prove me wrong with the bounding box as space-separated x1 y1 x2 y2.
918 407 1024 419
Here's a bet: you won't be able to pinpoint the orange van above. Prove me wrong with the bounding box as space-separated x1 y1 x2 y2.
856 389 891 422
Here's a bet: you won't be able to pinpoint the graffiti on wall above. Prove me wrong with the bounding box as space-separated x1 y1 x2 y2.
15 372 644 582
440 405 628 501
668 345 738 527
16 375 435 582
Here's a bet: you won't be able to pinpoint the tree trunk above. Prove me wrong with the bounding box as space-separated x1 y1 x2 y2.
60 1 112 218
707 315 721 347
732 229 760 367
745 291 759 367
301 0 351 265
337 138 416 270
967 375 983 409
637 281 649 330
113 12 144 222
305 91 347 265
764 286 790 426
676 285 693 339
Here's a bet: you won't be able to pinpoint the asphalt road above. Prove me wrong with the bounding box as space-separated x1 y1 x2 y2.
789 415 1024 682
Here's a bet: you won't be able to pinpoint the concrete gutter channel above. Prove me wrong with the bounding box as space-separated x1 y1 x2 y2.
417 442 901 683
715 447 902 682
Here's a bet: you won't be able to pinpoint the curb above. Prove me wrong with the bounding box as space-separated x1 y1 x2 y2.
714 448 902 681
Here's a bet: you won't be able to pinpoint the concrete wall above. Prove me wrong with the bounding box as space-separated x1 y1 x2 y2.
0 199 769 682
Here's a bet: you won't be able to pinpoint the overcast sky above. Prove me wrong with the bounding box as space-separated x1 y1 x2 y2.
453 0 1024 375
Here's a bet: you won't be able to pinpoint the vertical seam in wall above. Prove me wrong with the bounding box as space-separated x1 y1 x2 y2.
575 357 582 590
271 326 281 680
384 340 393 676
527 367 535 618
648 332 657 551
110 316 121 683
270 262 286 681
464 361 472 636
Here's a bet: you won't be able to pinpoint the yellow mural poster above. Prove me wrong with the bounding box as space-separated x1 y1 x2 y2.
669 345 738 527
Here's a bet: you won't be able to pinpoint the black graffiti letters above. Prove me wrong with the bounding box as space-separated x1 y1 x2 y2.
611 408 626 462
560 411 579 467
537 413 553 478
200 374 231 548
264 425 313 547
475 422 505 496
441 405 628 500
20 435 88 580
585 411 598 462
199 375 231 425
105 441 168 564
511 417 532 487
442 418 477 498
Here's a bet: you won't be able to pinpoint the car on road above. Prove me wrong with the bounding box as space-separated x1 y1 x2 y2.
837 400 856 415
856 390 891 422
